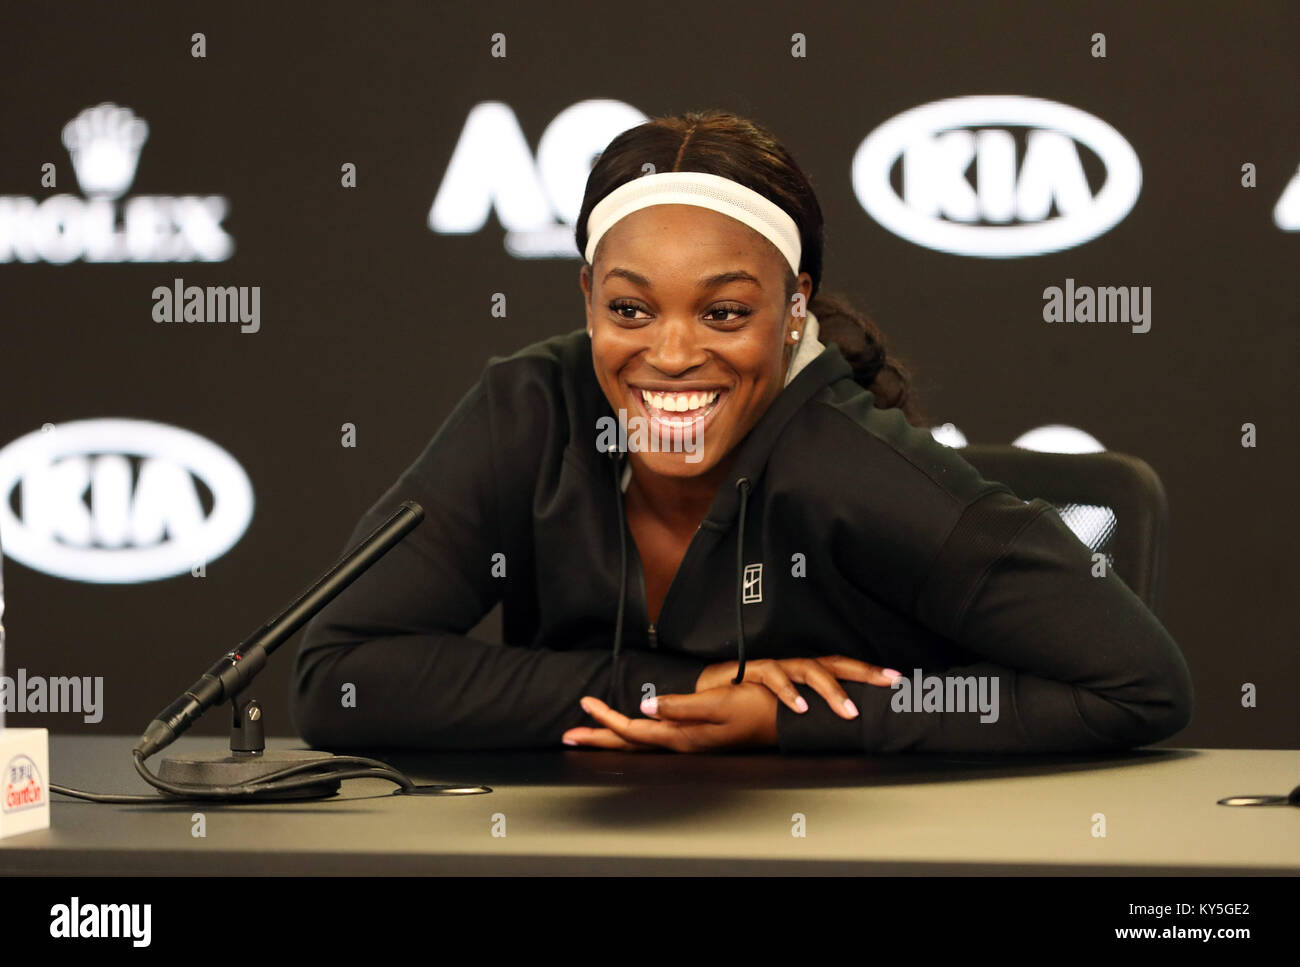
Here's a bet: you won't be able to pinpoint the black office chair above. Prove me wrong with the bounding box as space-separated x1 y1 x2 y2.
957 445 1169 618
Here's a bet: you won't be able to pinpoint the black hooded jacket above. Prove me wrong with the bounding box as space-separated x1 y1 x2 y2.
289 328 1194 753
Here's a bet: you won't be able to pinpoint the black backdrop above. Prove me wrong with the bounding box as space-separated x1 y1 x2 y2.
1 0 1296 748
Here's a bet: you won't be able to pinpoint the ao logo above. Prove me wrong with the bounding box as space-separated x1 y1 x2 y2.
429 99 649 259
0 419 254 584
852 96 1142 257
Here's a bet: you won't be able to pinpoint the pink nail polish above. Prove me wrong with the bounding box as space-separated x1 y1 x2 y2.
795 697 809 713
563 738 578 746
580 698 592 714
843 698 859 717
883 668 902 681
641 697 658 716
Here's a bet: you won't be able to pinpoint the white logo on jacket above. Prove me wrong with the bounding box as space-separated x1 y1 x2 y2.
742 563 763 603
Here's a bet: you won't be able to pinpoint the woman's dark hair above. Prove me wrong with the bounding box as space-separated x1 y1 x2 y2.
574 109 924 426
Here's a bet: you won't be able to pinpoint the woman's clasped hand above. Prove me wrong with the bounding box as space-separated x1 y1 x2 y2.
561 656 901 751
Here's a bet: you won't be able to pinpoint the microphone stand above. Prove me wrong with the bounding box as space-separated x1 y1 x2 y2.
156 692 344 800
135 500 488 800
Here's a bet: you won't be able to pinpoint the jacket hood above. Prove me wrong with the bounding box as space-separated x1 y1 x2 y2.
598 311 858 700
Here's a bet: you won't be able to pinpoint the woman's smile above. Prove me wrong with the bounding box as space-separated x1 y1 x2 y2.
629 384 729 446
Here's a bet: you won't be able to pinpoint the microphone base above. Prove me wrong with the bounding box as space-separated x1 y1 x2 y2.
156 749 342 801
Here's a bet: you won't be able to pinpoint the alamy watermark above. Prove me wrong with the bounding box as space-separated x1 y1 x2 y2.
1043 278 1151 333
50 898 151 947
0 668 103 723
595 407 703 463
152 277 259 332
890 668 1000 723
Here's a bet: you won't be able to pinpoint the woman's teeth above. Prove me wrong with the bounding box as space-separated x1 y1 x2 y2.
639 389 720 414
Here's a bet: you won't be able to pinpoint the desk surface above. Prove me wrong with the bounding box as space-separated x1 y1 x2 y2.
3 735 1297 875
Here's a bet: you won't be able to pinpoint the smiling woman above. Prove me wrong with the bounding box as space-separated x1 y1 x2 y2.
290 109 1192 757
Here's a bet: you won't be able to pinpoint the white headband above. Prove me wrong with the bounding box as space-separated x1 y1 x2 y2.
584 171 802 277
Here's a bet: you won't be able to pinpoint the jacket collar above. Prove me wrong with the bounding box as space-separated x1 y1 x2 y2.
581 329 854 519
700 342 852 528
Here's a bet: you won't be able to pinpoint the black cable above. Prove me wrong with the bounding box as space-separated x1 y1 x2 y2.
133 751 415 798
49 752 418 803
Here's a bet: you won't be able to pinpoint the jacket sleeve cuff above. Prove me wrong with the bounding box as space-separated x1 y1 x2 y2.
777 682 876 752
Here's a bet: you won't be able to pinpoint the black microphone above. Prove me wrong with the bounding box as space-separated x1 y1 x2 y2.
133 500 425 760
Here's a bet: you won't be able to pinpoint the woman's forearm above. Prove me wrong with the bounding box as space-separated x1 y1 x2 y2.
292 629 708 750
777 490 1194 753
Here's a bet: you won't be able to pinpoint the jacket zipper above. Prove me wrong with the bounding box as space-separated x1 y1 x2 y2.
623 504 662 650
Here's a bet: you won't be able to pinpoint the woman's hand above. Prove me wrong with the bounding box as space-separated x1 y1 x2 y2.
696 655 900 720
561 685 779 752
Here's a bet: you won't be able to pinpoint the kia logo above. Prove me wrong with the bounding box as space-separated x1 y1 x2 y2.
852 95 1142 257
0 419 254 583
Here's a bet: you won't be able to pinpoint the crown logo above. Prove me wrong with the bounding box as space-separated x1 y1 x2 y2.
61 102 149 199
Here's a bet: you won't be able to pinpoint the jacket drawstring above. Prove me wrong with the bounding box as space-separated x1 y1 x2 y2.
606 448 754 701
607 447 628 707
732 477 751 685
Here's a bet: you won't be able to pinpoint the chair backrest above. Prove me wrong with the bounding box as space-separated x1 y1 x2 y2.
956 445 1169 617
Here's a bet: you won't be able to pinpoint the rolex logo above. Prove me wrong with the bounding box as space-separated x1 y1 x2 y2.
742 563 763 604
0 101 232 263
61 103 149 200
